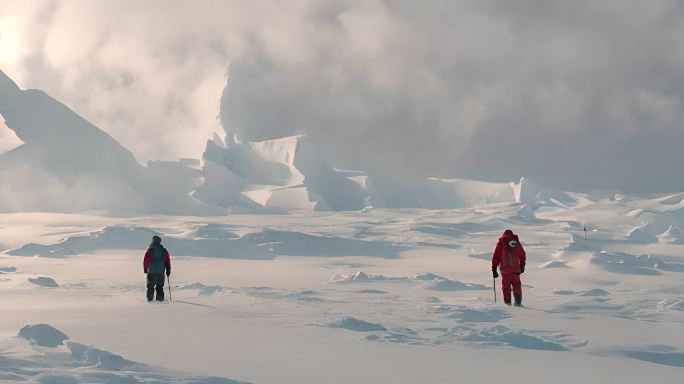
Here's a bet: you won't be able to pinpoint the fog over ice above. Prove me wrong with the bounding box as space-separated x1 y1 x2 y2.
2 0 684 192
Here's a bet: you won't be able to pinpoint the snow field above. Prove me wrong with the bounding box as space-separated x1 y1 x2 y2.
1 200 683 382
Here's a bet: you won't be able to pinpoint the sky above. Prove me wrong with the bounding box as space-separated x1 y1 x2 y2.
1 0 684 192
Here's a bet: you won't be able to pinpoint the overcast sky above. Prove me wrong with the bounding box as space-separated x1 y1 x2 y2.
1 0 684 192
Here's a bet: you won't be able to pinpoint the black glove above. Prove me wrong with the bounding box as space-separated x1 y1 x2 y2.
492 267 499 279
520 264 525 274
144 269 147 274
166 270 171 277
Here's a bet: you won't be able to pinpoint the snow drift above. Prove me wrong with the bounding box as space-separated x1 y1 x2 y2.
6 225 405 259
658 225 684 244
19 324 68 347
328 316 387 332
329 271 487 290
4 324 247 383
591 251 684 275
625 223 658 243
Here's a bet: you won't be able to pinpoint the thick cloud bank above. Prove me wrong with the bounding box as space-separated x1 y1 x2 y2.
2 0 684 192
0 68 577 213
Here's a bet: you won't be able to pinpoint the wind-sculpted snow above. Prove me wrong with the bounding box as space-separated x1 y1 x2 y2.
19 324 68 348
244 229 407 258
622 350 684 368
330 271 403 283
449 307 512 323
7 226 158 257
2 324 247 383
538 260 570 269
553 290 578 295
66 342 139 371
1 193 684 381
591 251 684 275
511 177 577 207
426 279 488 291
241 287 324 303
459 325 570 351
577 289 610 297
657 299 684 311
657 194 684 206
414 273 488 291
411 225 469 238
412 273 446 281
512 204 552 224
328 317 387 332
6 226 407 259
416 311 584 351
411 221 498 238
7 226 271 259
625 223 658 243
365 328 428 345
195 223 240 239
556 234 599 254
658 225 684 244
28 277 58 288
553 300 629 317
467 251 492 261
330 271 487 291
180 283 225 296
382 176 573 212
355 289 388 294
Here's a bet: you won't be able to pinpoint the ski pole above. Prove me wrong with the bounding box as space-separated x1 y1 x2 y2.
493 277 497 303
167 274 173 302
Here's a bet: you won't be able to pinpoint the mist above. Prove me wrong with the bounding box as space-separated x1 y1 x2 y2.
2 0 684 192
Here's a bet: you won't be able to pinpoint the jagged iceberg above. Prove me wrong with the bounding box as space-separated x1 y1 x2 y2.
0 70 210 215
0 68 580 213
193 133 377 210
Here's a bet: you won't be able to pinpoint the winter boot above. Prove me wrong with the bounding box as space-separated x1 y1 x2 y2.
514 294 522 307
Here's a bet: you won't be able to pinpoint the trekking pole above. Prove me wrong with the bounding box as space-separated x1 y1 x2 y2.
167 274 173 302
493 277 497 303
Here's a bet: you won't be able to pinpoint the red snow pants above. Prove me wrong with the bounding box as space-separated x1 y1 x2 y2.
501 273 522 303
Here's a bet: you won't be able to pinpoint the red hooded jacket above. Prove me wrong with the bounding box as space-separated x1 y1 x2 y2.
492 229 526 275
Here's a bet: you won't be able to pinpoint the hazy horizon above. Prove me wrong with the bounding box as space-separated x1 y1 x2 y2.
2 0 684 192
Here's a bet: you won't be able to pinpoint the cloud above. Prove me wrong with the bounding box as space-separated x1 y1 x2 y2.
2 0 684 191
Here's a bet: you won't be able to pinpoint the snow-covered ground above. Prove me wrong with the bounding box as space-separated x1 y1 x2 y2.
1 65 683 382
1 197 683 383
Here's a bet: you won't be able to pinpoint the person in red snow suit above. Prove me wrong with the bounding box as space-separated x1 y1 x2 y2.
491 229 526 306
143 235 171 302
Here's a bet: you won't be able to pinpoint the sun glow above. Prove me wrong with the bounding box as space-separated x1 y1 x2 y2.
0 17 21 65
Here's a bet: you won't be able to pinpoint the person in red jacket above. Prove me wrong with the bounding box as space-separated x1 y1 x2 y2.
491 229 526 306
143 235 171 302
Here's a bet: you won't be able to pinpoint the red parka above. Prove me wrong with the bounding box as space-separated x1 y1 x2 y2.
492 229 526 275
